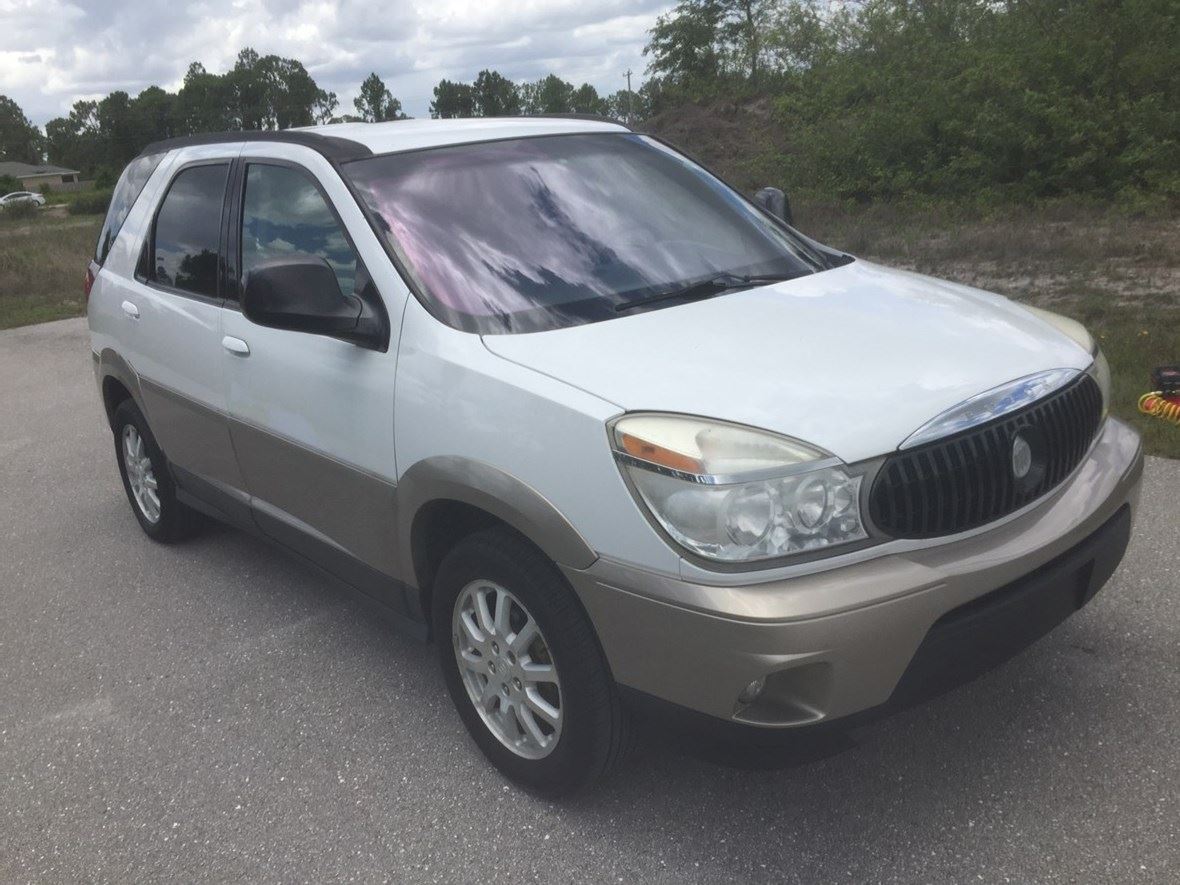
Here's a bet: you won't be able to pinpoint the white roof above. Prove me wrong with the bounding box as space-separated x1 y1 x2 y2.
296 117 628 155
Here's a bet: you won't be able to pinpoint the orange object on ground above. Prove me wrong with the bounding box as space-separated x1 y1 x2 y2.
1138 392 1180 425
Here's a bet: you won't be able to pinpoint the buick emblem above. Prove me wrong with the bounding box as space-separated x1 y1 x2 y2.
1011 434 1033 479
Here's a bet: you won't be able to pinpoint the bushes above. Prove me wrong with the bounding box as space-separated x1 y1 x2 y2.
68 189 112 216
769 0 1180 203
92 167 118 190
648 0 1180 205
0 200 37 222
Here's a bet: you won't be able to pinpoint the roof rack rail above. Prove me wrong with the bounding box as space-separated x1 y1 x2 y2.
138 130 373 163
522 113 631 130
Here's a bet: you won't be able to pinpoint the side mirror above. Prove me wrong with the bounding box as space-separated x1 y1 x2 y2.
243 255 368 341
754 187 793 226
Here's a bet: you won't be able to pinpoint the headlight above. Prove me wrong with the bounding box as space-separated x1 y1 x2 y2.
1090 348 1112 419
1023 304 1110 418
1023 304 1094 353
610 414 868 563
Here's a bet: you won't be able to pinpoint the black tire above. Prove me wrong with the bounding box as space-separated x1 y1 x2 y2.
432 527 629 796
112 399 201 542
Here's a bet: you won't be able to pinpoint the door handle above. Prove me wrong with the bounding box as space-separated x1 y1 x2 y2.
222 335 250 356
120 300 139 320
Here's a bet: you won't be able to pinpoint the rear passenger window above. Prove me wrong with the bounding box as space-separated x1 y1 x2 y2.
150 163 229 298
241 164 358 298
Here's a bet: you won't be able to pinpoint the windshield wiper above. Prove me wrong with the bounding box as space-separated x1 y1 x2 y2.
614 272 801 313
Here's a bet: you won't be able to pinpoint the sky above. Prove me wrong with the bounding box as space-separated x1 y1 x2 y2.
1 0 672 127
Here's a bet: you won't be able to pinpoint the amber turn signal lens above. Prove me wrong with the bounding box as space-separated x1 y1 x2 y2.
618 432 703 474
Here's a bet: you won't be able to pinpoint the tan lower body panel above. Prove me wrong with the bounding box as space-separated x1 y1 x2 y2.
564 418 1144 726
228 419 399 577
138 378 246 492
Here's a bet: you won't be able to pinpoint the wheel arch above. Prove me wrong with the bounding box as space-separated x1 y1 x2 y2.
97 348 148 429
397 457 598 625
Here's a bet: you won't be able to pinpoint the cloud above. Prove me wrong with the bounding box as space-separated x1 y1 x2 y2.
0 0 670 125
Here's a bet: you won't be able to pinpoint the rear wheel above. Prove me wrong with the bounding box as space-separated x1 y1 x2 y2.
433 527 629 796
112 399 201 542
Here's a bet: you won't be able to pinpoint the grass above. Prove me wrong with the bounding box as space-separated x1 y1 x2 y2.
1 199 1176 457
0 213 101 328
800 199 1180 458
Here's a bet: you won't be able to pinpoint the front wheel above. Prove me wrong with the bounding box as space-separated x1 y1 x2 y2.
432 527 629 796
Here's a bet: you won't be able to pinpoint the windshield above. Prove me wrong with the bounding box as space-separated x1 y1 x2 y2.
345 133 837 334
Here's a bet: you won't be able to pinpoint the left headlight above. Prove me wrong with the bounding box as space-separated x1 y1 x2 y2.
610 414 868 563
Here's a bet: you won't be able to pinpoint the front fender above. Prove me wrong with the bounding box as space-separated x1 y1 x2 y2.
396 456 598 588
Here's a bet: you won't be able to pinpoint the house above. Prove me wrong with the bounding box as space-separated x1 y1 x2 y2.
0 161 83 191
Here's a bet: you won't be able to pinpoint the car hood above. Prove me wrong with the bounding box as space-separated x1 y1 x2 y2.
481 260 1093 463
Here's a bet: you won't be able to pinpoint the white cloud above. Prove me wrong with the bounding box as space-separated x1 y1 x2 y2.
0 0 670 125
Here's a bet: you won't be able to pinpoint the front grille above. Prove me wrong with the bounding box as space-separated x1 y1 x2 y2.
870 374 1103 538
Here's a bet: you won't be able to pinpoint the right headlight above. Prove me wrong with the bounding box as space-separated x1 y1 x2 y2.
1023 305 1110 418
609 414 868 564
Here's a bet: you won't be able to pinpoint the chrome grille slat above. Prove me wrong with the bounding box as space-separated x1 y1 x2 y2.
869 374 1103 538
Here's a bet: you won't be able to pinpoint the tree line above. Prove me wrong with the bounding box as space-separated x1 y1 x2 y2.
2 0 1177 203
640 0 1180 203
0 48 645 182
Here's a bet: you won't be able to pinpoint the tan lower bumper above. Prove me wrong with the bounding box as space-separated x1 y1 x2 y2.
564 418 1144 727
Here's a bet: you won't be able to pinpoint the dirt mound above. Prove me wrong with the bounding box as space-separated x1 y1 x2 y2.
642 96 786 192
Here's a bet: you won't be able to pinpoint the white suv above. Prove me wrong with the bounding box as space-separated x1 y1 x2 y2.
87 118 1143 794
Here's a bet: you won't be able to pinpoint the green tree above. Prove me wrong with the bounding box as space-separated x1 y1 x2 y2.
130 86 176 147
353 72 407 122
174 62 236 134
97 91 137 168
718 0 776 83
231 48 269 129
430 79 476 118
605 89 649 123
0 95 43 163
313 90 339 124
570 84 608 116
45 100 99 171
520 75 575 114
644 1 724 85
264 56 322 128
472 70 521 116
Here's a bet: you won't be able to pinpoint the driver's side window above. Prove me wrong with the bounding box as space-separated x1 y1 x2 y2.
241 163 358 298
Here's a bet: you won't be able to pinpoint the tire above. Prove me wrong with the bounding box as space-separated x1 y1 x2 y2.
433 527 629 796
112 399 201 542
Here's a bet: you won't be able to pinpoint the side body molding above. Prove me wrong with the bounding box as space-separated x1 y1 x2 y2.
395 456 599 595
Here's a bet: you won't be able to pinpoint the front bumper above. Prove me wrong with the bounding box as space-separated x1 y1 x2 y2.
564 417 1144 729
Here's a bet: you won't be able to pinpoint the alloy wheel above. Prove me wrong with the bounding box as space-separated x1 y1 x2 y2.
122 424 161 524
452 580 563 759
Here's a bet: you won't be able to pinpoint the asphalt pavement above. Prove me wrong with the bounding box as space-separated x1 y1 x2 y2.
2 318 1178 883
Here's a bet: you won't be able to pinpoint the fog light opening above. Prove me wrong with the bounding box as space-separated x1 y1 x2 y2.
737 677 766 706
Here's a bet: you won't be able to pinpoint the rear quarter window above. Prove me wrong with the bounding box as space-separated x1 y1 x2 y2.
94 152 165 265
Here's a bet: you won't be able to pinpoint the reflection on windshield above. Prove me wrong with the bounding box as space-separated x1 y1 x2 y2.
347 133 827 333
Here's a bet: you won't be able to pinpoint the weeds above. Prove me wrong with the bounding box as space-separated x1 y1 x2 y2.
0 216 101 328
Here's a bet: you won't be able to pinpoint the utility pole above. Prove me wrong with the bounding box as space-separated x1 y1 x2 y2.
624 69 633 125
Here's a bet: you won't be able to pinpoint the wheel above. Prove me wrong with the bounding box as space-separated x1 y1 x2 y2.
433 527 629 796
112 399 201 542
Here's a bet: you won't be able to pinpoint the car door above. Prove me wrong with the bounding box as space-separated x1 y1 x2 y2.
219 145 407 607
111 146 246 501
